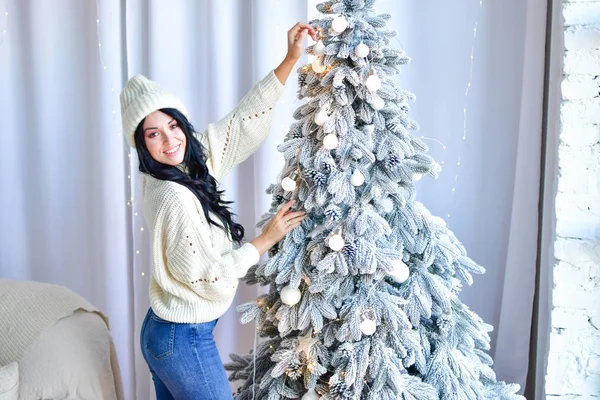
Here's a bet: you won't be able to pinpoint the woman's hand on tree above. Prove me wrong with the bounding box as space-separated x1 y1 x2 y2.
285 22 317 62
250 200 306 255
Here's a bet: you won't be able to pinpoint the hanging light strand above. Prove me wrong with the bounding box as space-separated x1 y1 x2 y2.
0 8 9 47
94 1 144 265
447 0 483 220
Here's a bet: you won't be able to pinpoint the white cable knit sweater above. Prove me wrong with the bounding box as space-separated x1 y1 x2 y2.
143 70 285 323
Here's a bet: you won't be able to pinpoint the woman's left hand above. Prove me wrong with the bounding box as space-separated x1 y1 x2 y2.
274 22 317 84
285 22 317 61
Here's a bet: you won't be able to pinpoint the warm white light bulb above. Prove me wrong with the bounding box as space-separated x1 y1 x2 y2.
312 57 326 73
322 133 339 150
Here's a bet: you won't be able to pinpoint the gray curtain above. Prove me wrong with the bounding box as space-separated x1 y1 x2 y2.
0 0 546 397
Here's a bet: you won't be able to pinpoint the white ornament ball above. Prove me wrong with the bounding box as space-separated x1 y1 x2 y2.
332 15 348 33
281 176 297 192
413 173 423 181
322 133 339 150
381 197 394 213
302 389 321 400
280 285 302 306
311 57 326 73
360 319 377 336
328 234 345 251
313 40 325 56
389 259 410 283
370 96 385 110
354 42 369 58
350 169 365 186
314 109 329 126
365 74 382 91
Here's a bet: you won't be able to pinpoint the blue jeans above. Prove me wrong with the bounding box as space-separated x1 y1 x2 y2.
140 308 234 400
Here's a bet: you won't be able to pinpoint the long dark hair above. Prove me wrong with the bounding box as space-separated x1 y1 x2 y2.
134 108 244 244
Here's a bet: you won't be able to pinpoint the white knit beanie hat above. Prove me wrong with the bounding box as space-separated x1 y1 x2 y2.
120 74 190 148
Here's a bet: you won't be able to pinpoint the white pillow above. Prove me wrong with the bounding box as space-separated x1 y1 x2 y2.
0 361 19 400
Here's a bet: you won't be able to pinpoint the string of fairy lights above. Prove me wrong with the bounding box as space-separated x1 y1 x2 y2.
444 0 484 221
93 1 145 276
0 6 8 48
372 1 484 223
388 2 484 223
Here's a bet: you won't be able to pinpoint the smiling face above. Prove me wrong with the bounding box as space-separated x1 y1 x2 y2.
142 110 187 166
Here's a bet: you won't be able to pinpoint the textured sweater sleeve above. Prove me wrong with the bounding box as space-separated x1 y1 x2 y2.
156 185 260 303
195 70 285 181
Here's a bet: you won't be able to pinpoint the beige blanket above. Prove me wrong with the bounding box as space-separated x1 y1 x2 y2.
0 279 124 399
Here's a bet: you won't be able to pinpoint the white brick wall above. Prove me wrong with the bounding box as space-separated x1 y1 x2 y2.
546 0 600 398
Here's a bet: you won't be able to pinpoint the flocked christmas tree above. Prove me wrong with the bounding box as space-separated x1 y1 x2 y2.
227 1 526 399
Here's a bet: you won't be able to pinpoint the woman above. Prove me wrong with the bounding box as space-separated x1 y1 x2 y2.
120 22 316 399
